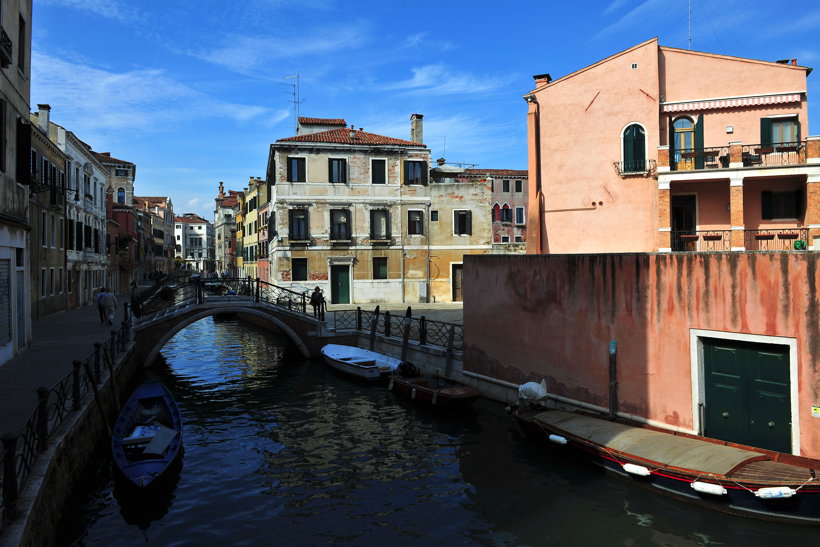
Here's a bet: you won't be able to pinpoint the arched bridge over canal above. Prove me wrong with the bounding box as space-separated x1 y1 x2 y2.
133 277 464 367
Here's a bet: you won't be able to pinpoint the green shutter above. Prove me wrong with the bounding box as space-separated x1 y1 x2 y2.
761 191 773 220
623 127 634 171
694 114 705 169
421 161 429 185
466 211 472 235
795 117 801 143
760 118 772 146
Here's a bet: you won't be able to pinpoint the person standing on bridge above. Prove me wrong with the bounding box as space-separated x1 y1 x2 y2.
310 286 325 321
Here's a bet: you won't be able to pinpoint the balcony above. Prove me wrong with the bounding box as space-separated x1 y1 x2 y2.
670 146 729 171
741 143 806 168
671 230 731 252
663 141 813 172
0 26 12 68
744 228 808 251
614 159 656 177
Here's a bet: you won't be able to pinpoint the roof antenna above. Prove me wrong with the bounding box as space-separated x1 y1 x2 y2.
688 0 692 50
280 75 303 134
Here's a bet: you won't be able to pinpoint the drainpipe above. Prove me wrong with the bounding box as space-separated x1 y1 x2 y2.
425 201 431 303
525 92 543 253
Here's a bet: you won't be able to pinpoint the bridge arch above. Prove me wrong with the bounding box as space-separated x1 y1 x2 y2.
139 306 312 367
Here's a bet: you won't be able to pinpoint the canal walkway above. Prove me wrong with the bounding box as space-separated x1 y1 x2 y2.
326 302 464 325
0 291 133 440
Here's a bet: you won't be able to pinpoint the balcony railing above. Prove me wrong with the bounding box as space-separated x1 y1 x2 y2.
744 228 808 251
0 26 12 68
614 159 656 176
742 142 806 167
671 230 731 252
671 146 729 171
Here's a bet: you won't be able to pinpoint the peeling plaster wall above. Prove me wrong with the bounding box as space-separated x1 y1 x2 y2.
463 252 820 457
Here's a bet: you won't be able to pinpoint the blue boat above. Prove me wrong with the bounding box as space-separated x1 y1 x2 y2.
111 382 184 488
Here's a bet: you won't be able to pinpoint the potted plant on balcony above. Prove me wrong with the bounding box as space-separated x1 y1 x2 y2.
793 239 807 251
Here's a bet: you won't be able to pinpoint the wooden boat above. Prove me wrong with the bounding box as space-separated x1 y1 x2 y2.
388 365 481 407
320 344 403 381
111 382 184 488
515 407 820 524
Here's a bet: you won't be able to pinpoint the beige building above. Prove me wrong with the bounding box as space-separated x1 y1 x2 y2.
265 115 491 304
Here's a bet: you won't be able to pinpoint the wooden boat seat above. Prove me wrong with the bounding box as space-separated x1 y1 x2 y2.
143 425 178 457
534 410 765 476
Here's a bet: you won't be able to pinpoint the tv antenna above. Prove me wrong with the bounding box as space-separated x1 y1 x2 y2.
688 0 692 50
280 75 303 134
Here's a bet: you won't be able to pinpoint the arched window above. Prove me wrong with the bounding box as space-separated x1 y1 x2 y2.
492 203 501 222
622 124 646 173
500 204 512 223
117 187 126 204
673 117 695 170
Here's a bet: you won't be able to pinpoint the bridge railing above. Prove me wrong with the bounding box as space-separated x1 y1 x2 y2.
258 280 308 314
330 307 463 352
1 319 132 526
139 280 197 318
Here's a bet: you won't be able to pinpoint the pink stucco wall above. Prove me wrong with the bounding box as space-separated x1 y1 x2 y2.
463 252 820 458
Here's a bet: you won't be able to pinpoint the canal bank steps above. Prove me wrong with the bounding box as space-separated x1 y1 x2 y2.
0 290 140 546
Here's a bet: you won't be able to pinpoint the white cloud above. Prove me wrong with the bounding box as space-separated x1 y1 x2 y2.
37 0 140 23
31 51 273 139
382 64 509 96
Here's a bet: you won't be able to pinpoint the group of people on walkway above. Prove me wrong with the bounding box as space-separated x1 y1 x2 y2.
95 287 118 326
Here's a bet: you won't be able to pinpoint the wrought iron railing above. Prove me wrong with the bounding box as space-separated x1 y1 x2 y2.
0 26 12 68
742 142 806 167
1 319 132 525
330 307 463 352
671 230 732 252
613 159 656 176
744 228 809 251
671 146 729 171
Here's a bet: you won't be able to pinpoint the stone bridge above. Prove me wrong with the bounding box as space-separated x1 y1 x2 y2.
132 296 336 367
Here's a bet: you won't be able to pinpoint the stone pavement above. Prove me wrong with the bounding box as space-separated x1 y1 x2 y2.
0 292 132 439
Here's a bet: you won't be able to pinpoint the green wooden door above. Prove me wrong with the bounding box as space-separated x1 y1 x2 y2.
703 338 791 453
330 265 350 304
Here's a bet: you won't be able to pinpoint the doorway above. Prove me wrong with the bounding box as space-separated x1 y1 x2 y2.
701 337 791 453
451 264 463 302
330 265 350 304
671 194 697 251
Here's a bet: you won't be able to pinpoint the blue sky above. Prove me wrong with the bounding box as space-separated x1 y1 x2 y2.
32 0 820 220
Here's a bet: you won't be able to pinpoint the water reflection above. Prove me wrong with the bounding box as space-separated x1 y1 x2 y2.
63 317 820 546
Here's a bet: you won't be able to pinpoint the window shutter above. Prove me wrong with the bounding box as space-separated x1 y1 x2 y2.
287 159 293 181
385 211 391 238
694 114 704 169
369 209 375 238
795 118 801 143
794 189 803 219
16 117 30 184
668 116 675 154
466 211 472 235
327 158 333 182
421 161 428 185
760 118 772 146
623 128 634 170
761 191 773 220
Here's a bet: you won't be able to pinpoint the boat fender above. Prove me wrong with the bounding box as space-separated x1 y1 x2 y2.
755 486 797 499
622 463 651 477
690 481 727 496
411 388 417 400
432 392 438 406
548 434 567 445
388 378 394 391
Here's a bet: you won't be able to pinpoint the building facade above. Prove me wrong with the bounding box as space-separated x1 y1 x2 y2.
174 213 214 272
526 38 819 255
0 0 33 364
460 168 528 253
213 182 239 276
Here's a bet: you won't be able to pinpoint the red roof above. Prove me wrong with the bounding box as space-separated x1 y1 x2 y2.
94 152 134 165
278 127 425 147
298 117 347 126
138 196 170 203
175 215 208 224
462 169 528 177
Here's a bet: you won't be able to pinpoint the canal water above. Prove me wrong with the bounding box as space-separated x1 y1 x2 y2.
62 317 817 546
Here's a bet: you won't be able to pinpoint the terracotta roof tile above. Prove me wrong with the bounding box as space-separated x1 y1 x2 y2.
278 127 425 147
94 151 134 165
298 117 347 125
175 215 209 224
462 169 528 177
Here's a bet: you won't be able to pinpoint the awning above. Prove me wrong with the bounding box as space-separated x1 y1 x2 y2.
661 93 803 113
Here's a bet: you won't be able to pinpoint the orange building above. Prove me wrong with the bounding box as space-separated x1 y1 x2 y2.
526 38 820 255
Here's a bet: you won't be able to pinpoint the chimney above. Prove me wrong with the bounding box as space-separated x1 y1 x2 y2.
349 124 356 139
218 181 225 198
533 73 552 86
37 104 51 133
410 113 424 144
437 158 446 166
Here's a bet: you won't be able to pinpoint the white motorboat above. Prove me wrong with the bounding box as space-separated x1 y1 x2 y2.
320 344 403 381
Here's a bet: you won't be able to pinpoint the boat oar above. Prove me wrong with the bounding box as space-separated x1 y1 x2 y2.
82 360 112 436
104 348 122 409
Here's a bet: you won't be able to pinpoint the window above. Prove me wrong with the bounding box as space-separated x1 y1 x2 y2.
492 204 500 221
41 212 46 246
404 160 427 185
430 210 438 222
117 188 125 203
370 209 390 240
515 206 525 225
515 179 523 192
329 158 347 183
454 210 472 235
0 100 5 173
501 235 510 243
289 208 309 241
292 258 307 281
515 235 523 242
408 210 424 235
502 179 510 192
287 157 306 182
622 123 646 172
40 268 45 298
371 159 386 184
762 190 802 220
50 214 56 247
762 116 799 145
500 205 512 223
115 168 129 177
373 257 388 280
330 209 351 240
18 15 26 71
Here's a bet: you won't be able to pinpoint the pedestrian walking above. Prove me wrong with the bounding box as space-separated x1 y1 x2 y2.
310 286 326 321
100 288 118 326
130 281 142 318
96 287 106 324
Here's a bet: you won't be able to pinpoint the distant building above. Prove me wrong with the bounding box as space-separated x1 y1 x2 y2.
136 196 175 275
213 182 239 276
174 213 214 271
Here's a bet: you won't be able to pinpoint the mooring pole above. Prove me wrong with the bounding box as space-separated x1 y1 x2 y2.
369 306 380 351
608 340 618 420
400 307 412 362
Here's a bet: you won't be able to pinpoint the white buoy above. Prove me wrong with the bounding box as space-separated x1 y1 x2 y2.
411 388 417 400
622 463 651 477
755 486 797 499
691 481 727 496
548 434 568 445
